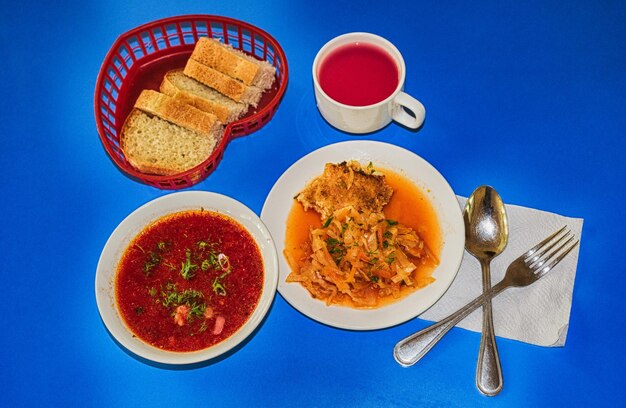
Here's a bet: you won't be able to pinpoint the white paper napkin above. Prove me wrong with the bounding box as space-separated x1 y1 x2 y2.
419 196 583 347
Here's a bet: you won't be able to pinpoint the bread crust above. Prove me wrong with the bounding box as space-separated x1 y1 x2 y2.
134 90 222 136
160 70 246 123
184 58 262 107
191 37 259 85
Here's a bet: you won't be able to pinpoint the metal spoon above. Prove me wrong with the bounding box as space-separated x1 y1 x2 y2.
464 185 508 396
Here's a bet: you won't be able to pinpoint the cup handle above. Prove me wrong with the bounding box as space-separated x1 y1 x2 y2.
392 92 426 129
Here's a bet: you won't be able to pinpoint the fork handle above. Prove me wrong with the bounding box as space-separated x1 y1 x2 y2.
393 280 509 367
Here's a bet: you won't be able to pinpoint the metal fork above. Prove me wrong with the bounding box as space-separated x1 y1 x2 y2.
394 226 579 367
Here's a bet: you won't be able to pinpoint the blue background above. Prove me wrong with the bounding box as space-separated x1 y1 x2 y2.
2 0 625 406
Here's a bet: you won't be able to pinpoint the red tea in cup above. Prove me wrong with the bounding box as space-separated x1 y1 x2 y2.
312 32 425 133
318 42 399 106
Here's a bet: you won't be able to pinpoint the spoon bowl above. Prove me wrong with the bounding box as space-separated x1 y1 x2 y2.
464 187 508 258
463 185 509 396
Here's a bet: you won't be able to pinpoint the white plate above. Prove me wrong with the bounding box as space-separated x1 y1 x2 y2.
261 141 464 330
95 191 278 365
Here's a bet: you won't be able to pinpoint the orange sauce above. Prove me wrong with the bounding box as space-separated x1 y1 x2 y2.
284 167 442 308
383 169 442 266
284 199 321 273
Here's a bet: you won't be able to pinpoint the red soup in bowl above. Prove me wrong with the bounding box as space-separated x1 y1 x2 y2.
115 209 264 352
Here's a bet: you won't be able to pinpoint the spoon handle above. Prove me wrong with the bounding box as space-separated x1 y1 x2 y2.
476 260 503 396
393 281 509 367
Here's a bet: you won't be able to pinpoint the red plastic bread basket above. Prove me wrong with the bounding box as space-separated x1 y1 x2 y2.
94 15 288 189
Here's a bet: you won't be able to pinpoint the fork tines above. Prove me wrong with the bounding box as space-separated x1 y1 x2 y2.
524 226 579 276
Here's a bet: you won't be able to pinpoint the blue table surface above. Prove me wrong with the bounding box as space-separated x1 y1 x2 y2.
2 0 625 406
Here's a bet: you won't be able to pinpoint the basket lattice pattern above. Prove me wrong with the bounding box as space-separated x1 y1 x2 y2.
95 15 288 189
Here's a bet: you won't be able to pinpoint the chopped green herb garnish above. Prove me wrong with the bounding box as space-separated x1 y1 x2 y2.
212 278 226 296
140 240 173 275
143 251 161 275
195 239 222 272
188 303 207 320
208 252 220 269
325 236 346 263
386 219 399 226
180 250 198 280
211 255 232 296
198 321 208 333
322 216 334 228
160 284 206 321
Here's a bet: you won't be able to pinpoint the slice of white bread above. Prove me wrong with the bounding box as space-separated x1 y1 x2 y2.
190 37 276 90
134 89 222 136
121 109 219 176
184 58 262 107
160 70 247 124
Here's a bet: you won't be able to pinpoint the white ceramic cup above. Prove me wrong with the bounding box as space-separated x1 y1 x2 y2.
312 32 425 134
